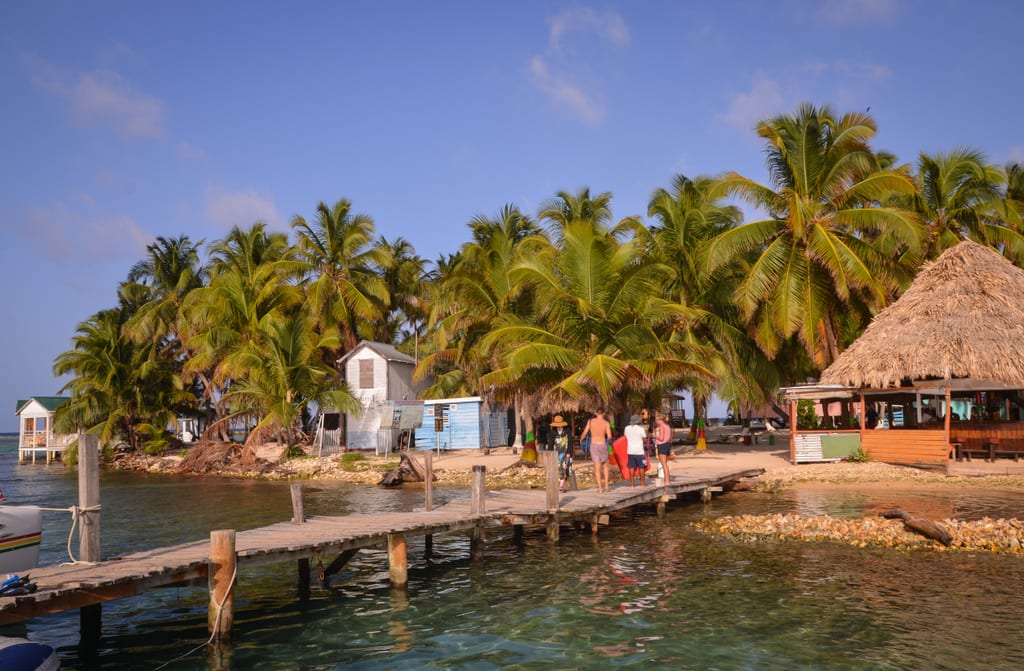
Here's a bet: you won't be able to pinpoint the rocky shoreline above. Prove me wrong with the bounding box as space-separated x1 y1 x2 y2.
694 513 1024 555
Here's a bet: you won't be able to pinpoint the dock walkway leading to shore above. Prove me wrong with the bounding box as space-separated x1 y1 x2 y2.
0 464 763 633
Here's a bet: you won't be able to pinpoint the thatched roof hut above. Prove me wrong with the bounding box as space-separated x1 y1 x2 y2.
820 240 1024 389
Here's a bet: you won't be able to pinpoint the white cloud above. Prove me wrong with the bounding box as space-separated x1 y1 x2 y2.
816 0 901 25
177 141 208 161
548 7 630 50
724 76 786 130
15 201 150 264
529 6 629 126
23 53 166 139
204 187 283 229
529 56 603 126
833 61 892 84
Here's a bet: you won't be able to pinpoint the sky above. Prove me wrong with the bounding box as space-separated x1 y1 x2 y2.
2 0 1022 431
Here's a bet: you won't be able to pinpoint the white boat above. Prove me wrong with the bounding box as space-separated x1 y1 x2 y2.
0 504 42 574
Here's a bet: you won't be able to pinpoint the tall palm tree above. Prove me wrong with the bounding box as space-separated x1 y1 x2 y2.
371 236 429 349
227 310 360 446
706 103 922 368
122 235 206 349
482 192 713 417
180 223 300 441
419 205 542 443
53 301 189 452
292 198 389 353
914 147 1009 259
647 174 777 418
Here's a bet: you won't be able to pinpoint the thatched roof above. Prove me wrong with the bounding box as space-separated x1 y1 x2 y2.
820 240 1024 389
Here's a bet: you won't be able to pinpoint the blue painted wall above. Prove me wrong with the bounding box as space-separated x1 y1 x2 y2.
416 398 483 451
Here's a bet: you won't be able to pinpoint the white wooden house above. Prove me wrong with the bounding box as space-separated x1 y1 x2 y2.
15 396 73 464
337 341 420 453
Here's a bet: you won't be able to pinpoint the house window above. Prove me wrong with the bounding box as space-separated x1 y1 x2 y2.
359 359 374 389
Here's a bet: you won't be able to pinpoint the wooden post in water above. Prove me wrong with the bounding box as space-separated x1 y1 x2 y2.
209 529 237 640
469 465 486 560
388 534 408 588
424 452 434 557
545 456 560 541
78 431 101 648
657 494 670 517
290 483 305 524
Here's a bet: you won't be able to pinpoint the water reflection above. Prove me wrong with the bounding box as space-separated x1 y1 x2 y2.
3 439 1024 670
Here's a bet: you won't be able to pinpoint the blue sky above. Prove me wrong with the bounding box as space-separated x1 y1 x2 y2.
2 1 1021 430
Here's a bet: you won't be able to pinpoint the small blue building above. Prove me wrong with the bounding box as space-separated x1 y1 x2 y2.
415 396 508 451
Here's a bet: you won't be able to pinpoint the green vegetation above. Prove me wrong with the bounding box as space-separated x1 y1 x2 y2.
848 446 871 463
51 103 1024 457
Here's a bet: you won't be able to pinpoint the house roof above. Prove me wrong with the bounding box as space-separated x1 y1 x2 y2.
336 340 415 366
820 240 1024 389
16 396 70 414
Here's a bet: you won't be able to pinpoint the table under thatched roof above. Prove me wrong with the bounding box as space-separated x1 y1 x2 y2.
820 240 1024 389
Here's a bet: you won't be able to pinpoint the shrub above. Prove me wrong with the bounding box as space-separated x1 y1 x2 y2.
848 446 870 462
797 400 819 429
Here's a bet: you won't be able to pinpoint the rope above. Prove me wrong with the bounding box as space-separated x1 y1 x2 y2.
153 561 238 671
37 504 102 565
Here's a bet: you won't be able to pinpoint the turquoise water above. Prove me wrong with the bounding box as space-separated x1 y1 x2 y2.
2 435 1023 670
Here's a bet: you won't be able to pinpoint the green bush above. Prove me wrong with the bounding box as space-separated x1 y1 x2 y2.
848 446 870 462
797 400 819 429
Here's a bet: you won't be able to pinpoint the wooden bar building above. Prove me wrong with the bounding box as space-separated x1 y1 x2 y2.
782 241 1024 466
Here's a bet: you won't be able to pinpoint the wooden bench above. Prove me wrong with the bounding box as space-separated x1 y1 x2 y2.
956 438 1024 462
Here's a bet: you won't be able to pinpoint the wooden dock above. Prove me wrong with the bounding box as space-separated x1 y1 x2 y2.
0 464 763 632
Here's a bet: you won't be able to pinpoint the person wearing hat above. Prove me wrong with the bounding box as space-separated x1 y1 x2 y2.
547 415 573 491
624 413 648 487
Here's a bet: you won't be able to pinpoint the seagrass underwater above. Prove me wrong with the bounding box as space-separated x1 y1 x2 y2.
2 435 1024 669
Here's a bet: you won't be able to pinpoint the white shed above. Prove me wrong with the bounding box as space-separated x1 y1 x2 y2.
15 396 73 464
337 341 420 453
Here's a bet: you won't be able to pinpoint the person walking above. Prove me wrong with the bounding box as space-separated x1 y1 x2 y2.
580 408 613 493
548 415 572 491
654 411 673 484
624 413 648 487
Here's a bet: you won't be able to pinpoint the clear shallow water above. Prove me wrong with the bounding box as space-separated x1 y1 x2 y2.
2 436 1023 670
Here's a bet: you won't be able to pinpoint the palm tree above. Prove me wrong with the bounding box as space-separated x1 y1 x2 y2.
122 235 206 347
53 301 189 452
371 236 429 350
706 103 922 368
292 198 389 353
482 191 713 418
226 310 360 447
647 174 776 419
180 223 300 441
914 147 1009 259
419 205 542 444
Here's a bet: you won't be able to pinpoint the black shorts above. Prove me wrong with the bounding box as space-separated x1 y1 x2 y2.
657 442 671 456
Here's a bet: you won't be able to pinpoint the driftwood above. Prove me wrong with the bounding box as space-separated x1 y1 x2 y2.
379 453 430 488
880 509 953 546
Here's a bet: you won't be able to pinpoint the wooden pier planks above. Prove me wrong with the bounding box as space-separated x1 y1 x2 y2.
0 468 761 625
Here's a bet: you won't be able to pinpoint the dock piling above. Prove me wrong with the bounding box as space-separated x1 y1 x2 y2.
424 452 434 556
209 529 237 640
470 466 486 559
290 483 305 524
388 534 408 588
